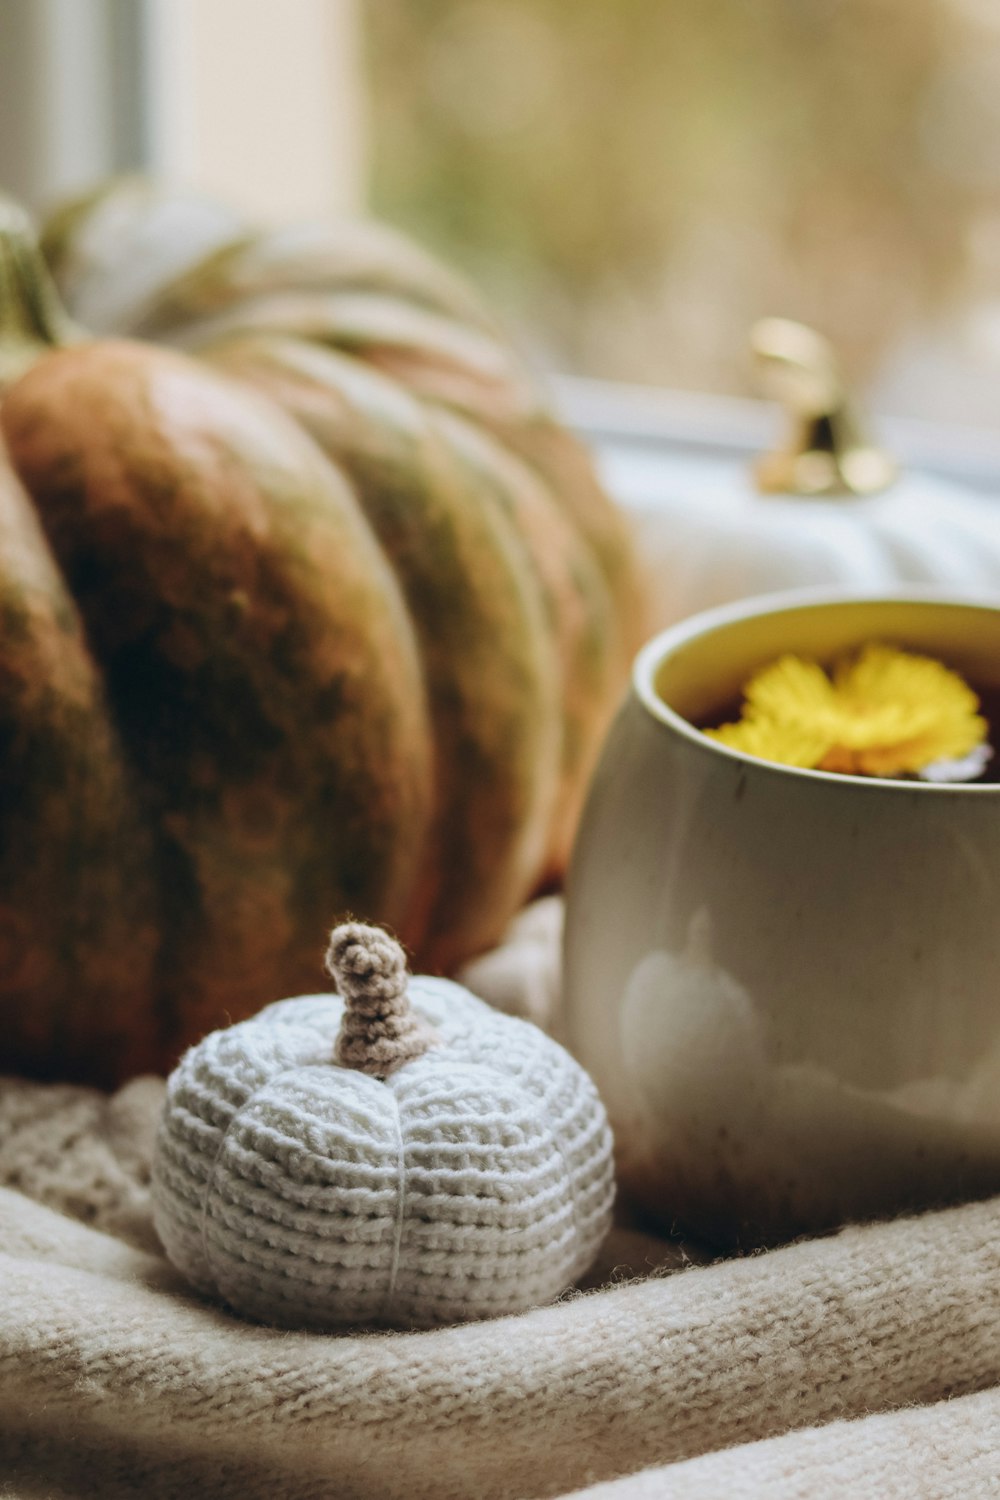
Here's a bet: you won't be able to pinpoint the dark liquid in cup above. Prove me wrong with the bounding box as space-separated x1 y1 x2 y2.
695 679 1000 784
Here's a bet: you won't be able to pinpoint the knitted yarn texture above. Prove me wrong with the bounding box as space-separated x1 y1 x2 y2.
327 922 440 1075
152 927 614 1330
5 1109 1000 1500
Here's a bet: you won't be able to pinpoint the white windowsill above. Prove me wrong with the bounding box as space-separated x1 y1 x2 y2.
554 374 1000 495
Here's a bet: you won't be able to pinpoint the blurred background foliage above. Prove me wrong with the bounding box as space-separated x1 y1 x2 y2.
366 0 1000 424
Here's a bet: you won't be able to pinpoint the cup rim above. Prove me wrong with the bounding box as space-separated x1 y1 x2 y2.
633 586 1000 795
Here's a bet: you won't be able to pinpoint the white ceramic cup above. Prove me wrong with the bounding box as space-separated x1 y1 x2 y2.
564 590 1000 1248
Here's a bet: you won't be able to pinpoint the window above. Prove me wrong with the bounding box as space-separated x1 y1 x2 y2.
4 0 1000 455
366 0 1000 433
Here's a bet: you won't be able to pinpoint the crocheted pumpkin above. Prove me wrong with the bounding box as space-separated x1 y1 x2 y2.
151 923 615 1329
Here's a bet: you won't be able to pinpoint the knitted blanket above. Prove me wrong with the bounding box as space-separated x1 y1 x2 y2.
3 903 1000 1499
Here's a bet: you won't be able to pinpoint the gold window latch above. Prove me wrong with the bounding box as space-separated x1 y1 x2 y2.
751 316 897 498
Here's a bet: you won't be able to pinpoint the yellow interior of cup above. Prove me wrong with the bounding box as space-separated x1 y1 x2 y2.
649 593 1000 726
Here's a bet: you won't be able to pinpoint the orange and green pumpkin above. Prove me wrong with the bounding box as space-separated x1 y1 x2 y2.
0 181 644 1086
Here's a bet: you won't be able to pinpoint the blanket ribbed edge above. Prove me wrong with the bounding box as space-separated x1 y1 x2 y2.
561 1385 1000 1499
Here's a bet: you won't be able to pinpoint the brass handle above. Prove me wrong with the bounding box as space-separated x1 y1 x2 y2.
751 317 896 498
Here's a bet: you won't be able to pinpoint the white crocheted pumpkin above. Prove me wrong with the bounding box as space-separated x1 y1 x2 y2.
628 462 1000 637
152 923 614 1330
619 320 1000 636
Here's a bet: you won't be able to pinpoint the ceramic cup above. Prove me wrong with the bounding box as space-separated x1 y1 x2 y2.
564 591 1000 1248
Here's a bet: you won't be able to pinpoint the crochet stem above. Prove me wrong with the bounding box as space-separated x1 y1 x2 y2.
325 922 438 1078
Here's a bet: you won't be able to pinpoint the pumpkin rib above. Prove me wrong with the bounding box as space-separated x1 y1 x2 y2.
2 341 436 1066
139 283 647 666
0 448 161 1082
39 176 251 342
491 413 650 670
293 293 647 662
427 405 625 877
130 221 505 345
204 333 564 970
42 179 503 346
148 288 535 421
330 309 649 667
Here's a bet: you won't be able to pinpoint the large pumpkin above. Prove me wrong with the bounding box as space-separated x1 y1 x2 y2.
0 181 643 1086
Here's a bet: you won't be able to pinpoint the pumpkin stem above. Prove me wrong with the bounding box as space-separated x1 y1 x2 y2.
0 193 81 387
325 921 438 1078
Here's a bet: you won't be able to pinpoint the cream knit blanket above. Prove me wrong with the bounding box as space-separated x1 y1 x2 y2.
2 904 1000 1499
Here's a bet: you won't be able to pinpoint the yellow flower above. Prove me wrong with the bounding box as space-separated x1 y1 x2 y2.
704 644 987 778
